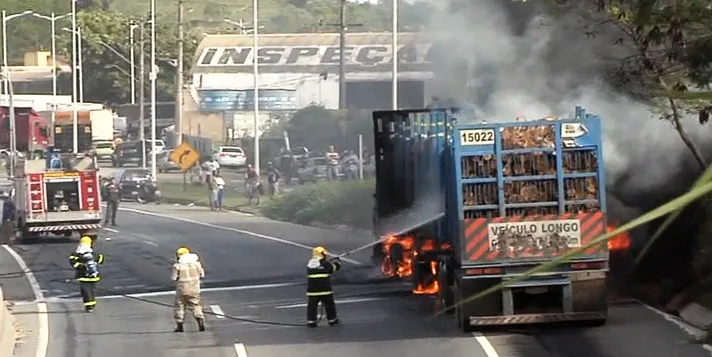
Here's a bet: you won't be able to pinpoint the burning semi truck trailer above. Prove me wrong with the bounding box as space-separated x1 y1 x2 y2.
372 106 617 331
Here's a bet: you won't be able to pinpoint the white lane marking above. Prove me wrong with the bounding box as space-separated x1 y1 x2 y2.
275 296 391 309
638 301 712 355
233 343 249 357
35 303 49 357
118 206 364 265
44 282 302 302
2 245 48 357
103 227 119 233
210 304 226 319
2 245 44 300
142 240 158 247
473 333 500 357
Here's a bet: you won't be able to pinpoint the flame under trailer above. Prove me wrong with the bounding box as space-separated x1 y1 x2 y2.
371 106 609 331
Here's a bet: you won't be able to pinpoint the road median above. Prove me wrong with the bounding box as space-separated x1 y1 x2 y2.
0 287 17 357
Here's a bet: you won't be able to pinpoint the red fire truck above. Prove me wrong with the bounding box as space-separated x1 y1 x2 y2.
12 154 102 241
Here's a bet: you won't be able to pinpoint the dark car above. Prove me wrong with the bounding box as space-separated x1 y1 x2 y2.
113 168 151 200
112 141 147 167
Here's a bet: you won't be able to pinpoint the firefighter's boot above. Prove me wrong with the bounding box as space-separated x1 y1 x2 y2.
197 318 206 332
174 323 184 333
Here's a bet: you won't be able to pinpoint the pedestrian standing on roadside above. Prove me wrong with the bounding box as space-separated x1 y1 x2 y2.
0 191 14 244
103 178 120 226
213 171 225 211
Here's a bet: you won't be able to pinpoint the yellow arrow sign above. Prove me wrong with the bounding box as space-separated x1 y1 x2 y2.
169 141 200 171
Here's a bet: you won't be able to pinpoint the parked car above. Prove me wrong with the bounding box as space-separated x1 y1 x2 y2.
113 168 152 200
93 140 114 162
297 156 342 184
157 150 180 173
213 146 247 167
112 141 145 167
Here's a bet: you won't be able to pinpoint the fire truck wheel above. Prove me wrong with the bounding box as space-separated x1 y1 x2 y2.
62 231 72 237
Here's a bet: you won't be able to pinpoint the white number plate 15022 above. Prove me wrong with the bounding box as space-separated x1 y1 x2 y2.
459 129 495 146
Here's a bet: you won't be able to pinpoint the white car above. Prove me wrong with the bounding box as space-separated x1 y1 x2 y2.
213 146 247 167
146 139 166 155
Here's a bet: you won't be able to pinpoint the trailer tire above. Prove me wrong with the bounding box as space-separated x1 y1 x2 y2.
438 258 454 315
455 278 473 332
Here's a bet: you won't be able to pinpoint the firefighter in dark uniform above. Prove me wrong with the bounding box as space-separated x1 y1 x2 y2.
69 236 105 312
104 178 120 226
306 246 341 327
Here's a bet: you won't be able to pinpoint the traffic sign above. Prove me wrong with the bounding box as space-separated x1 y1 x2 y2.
170 141 200 171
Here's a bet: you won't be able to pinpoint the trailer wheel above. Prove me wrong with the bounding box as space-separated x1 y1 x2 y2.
438 258 454 315
455 278 473 332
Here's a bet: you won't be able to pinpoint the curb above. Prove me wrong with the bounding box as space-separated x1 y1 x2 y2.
159 196 372 233
679 302 712 330
0 287 16 357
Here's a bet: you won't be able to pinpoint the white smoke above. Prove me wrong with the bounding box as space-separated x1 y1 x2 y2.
422 0 712 199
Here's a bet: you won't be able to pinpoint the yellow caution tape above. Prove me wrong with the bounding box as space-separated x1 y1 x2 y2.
634 166 712 268
437 164 712 315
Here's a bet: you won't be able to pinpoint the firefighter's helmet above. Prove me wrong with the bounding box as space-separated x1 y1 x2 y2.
313 246 328 259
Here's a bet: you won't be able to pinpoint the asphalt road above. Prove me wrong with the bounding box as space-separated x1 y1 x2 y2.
0 203 710 357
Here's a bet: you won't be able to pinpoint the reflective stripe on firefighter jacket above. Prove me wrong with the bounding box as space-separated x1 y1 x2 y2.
69 252 104 282
306 258 340 296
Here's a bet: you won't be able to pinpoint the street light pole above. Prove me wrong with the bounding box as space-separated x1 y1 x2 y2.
129 22 137 105
30 12 72 130
78 26 84 103
2 11 8 105
139 21 146 168
0 74 16 177
252 0 260 173
176 0 184 145
71 0 78 153
392 0 398 110
338 0 346 110
150 0 157 179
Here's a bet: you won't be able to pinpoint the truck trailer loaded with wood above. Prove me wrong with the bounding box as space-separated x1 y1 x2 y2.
371 106 609 331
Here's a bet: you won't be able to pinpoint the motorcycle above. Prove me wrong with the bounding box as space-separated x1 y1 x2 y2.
137 180 162 204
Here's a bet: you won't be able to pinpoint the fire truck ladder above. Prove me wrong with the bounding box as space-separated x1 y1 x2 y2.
28 175 45 214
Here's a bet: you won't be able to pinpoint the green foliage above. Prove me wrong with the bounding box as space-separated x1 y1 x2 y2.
262 180 374 230
49 10 199 104
267 105 373 152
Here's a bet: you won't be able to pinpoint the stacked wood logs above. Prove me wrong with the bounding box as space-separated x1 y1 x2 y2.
462 126 599 214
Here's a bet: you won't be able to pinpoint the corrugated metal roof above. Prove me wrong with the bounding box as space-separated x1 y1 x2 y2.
191 32 437 74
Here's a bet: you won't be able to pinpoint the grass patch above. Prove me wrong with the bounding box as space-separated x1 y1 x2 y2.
261 180 374 230
158 181 253 211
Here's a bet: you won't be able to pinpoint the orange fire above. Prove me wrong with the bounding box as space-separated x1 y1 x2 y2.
380 235 447 295
413 261 440 295
606 224 631 251
380 236 414 278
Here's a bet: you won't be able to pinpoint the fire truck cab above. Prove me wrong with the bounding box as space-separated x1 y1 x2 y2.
13 153 103 242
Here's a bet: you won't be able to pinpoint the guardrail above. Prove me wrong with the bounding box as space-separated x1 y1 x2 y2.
0 287 16 356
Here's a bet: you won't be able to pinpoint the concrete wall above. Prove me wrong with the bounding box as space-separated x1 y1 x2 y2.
0 287 16 356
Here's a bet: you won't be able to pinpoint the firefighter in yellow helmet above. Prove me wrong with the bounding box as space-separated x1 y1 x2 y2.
68 236 104 312
172 246 206 332
306 246 341 327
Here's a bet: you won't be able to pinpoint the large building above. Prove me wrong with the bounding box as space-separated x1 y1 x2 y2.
184 32 437 142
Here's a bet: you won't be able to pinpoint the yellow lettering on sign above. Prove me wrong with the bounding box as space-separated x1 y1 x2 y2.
44 171 80 178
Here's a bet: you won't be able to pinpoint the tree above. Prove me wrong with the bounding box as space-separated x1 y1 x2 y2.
267 105 372 152
536 0 712 168
54 9 198 104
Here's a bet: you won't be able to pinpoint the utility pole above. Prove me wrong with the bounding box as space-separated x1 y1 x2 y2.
322 3 362 110
338 0 345 109
139 20 146 168
176 0 184 146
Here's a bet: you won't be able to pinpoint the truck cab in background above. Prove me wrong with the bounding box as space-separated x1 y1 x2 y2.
0 106 50 160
